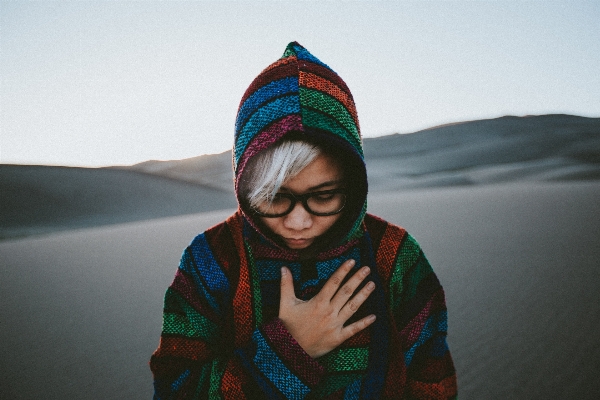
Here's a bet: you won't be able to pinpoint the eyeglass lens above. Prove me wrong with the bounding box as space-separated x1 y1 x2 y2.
256 191 345 216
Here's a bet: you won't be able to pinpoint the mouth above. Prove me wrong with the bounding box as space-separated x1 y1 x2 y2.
283 237 313 249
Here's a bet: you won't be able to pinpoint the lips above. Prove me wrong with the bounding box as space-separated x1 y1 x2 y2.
283 237 313 249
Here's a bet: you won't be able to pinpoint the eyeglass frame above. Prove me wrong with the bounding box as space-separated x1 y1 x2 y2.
251 188 347 218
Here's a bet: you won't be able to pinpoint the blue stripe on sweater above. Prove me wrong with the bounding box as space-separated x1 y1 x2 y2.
171 369 190 392
359 232 388 399
189 235 230 294
234 95 300 165
235 346 282 399
252 329 311 400
432 335 450 357
344 378 362 400
293 45 330 69
236 77 299 135
178 250 218 311
256 259 298 281
404 310 448 367
180 235 230 313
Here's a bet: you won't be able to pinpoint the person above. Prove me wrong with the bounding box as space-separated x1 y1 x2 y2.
150 42 457 399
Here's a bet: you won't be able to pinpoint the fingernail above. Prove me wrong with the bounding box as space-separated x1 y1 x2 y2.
366 281 375 290
348 259 355 267
281 267 287 276
368 314 376 322
362 267 370 276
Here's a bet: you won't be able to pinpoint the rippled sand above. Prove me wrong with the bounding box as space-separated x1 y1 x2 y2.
2 182 599 399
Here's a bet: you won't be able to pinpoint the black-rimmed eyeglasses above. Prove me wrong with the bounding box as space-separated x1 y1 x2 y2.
253 189 347 218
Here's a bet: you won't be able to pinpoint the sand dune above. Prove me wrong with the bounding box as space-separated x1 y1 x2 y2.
129 114 600 191
1 114 598 241
0 166 236 240
1 114 600 398
368 182 600 398
1 182 600 399
127 151 234 192
0 209 233 400
365 114 600 190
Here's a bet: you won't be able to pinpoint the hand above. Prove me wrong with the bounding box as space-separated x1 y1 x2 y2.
278 259 376 358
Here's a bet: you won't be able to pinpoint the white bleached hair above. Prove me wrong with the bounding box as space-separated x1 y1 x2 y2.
242 140 321 210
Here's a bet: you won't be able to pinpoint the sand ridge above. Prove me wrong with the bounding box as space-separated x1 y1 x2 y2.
1 182 600 398
2 114 599 241
2 114 600 398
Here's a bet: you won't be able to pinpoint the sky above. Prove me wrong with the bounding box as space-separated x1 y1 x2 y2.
1 1 599 167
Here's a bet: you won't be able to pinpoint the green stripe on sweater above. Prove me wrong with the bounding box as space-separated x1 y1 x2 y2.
162 289 219 340
321 347 369 372
300 88 360 144
389 234 420 310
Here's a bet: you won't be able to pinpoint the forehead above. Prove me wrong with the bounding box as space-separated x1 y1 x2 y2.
282 153 343 192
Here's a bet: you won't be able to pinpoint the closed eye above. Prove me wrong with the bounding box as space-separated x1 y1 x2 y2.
313 193 335 201
272 193 291 204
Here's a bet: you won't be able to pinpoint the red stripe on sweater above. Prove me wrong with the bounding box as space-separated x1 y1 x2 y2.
228 214 254 346
376 223 407 289
153 336 211 362
238 57 298 108
407 374 458 399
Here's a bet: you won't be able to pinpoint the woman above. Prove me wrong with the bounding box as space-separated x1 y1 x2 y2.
150 42 457 399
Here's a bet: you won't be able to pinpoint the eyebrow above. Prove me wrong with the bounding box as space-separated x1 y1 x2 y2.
280 179 344 193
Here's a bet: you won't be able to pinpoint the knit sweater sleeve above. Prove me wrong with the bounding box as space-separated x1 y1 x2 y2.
364 213 457 399
150 229 325 399
388 233 458 399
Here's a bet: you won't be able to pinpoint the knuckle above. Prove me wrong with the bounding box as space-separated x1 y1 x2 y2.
326 308 337 320
348 301 358 312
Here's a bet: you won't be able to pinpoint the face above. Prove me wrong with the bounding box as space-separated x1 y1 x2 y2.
260 153 344 250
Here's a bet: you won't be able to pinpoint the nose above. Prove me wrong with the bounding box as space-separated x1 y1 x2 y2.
283 201 313 230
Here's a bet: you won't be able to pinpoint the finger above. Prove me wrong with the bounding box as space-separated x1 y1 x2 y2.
279 267 297 306
338 281 375 320
318 259 356 300
330 266 371 310
339 314 377 342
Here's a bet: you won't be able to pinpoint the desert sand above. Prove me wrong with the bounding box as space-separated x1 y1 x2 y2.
1 115 599 399
0 165 236 240
1 181 600 399
2 115 598 240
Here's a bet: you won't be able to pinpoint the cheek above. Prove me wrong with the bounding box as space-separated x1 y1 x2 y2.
316 215 341 234
260 218 278 233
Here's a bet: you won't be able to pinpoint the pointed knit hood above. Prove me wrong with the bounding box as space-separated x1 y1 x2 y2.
151 42 457 400
233 42 368 252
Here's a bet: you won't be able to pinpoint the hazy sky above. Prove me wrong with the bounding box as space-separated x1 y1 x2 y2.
1 1 599 167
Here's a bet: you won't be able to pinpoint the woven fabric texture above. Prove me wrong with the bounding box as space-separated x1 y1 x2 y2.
233 42 367 246
150 42 457 399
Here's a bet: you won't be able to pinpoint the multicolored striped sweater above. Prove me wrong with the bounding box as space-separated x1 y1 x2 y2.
150 42 456 398
150 212 456 398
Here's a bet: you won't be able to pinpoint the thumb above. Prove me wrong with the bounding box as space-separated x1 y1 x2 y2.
279 266 296 306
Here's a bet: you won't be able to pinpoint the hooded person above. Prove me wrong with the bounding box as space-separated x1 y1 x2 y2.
150 42 457 399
